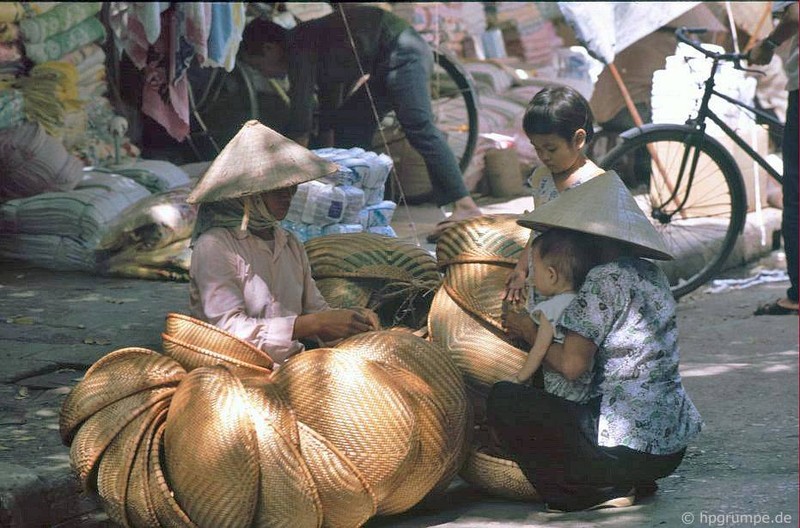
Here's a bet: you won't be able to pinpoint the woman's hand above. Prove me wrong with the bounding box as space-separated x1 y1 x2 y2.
296 308 379 344
502 268 527 303
502 310 536 346
317 308 379 342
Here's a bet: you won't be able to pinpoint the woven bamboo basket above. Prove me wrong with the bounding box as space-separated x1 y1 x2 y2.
305 233 442 329
460 447 540 502
163 312 274 370
61 321 468 527
428 214 548 502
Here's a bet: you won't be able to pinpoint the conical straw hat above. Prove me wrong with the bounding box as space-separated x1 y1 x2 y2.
516 171 673 261
187 120 339 204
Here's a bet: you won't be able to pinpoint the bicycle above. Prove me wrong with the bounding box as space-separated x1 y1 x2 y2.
599 27 784 299
185 43 480 174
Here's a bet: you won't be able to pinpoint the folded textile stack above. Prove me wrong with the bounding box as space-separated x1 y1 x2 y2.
281 147 396 242
391 2 471 57
16 60 81 136
492 2 562 68
0 171 150 246
0 121 83 202
19 2 104 64
0 171 152 271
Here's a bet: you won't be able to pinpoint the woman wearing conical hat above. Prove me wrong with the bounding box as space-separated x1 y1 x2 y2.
488 171 703 512
187 121 379 364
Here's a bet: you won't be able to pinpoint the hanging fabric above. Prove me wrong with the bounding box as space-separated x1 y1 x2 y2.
141 6 189 141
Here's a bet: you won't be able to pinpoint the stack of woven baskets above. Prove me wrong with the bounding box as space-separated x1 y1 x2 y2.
428 214 540 501
305 232 442 330
60 216 548 525
61 313 470 527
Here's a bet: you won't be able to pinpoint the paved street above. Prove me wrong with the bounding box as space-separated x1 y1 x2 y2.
0 205 796 527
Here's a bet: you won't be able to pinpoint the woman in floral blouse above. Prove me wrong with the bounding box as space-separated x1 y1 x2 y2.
491 171 703 512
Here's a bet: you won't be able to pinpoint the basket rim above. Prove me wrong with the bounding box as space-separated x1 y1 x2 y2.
164 312 274 368
161 332 273 375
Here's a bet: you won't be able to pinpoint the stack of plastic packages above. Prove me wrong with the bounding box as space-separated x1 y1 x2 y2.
281 147 397 242
651 42 757 134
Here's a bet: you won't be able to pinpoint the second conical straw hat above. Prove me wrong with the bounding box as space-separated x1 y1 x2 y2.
187 120 339 204
516 170 673 261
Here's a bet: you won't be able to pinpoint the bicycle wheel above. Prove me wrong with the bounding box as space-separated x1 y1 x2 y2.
373 47 479 173
600 125 747 299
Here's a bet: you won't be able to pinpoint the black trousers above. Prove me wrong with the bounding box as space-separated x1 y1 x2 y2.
487 381 685 511
782 90 798 303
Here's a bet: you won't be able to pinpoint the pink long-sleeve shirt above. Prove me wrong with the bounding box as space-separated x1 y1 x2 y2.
189 226 329 364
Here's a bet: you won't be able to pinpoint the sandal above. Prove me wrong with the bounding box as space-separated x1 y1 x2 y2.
754 300 799 316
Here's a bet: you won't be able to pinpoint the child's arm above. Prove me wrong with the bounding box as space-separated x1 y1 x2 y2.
508 316 554 383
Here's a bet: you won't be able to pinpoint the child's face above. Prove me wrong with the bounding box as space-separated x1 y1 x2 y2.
528 130 586 178
531 243 560 297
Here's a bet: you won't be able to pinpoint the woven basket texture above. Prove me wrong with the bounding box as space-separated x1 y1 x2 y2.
59 347 185 444
60 322 468 527
460 448 541 502
305 233 442 329
164 313 274 370
435 214 528 268
161 332 273 377
429 286 525 394
429 215 545 502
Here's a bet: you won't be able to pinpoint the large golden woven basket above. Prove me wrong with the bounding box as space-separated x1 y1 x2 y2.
305 233 442 329
61 316 469 527
163 312 274 370
429 214 542 503
459 447 540 502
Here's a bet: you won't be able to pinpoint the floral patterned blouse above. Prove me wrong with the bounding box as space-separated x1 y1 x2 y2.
560 257 703 455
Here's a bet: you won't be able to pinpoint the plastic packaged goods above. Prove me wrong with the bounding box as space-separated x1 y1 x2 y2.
367 225 397 237
280 220 309 243
322 223 363 235
339 185 366 224
359 200 397 229
286 180 347 226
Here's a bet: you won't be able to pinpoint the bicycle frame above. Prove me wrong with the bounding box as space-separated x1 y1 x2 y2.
687 55 784 185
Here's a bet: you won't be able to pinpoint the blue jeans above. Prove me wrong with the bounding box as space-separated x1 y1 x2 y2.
331 28 468 207
783 90 798 302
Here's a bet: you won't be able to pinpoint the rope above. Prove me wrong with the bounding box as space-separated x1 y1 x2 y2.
337 4 421 246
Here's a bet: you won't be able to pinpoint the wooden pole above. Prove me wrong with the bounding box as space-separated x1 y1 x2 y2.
608 62 684 216
745 3 774 52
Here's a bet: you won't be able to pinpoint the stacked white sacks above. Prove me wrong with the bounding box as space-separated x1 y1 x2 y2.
651 42 758 137
282 148 397 242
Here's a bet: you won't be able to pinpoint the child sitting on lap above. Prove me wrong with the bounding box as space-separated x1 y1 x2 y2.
505 229 597 403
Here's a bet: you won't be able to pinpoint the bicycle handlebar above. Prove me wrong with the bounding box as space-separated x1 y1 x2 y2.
674 27 758 73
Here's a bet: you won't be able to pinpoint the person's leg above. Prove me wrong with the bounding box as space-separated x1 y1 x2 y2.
782 90 798 307
383 29 481 220
488 382 686 511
